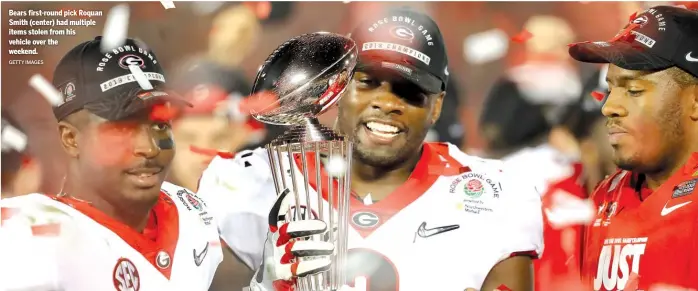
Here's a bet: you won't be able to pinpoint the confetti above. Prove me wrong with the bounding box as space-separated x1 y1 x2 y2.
510 29 533 43
28 74 63 107
326 155 347 177
160 0 176 9
591 91 606 101
496 284 512 291
544 189 596 229
149 103 178 121
30 223 61 237
463 29 509 65
101 4 130 53
128 65 154 90
1 123 27 152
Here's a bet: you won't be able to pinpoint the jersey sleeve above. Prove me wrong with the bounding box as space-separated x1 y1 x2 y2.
0 200 70 290
196 148 277 270
497 172 545 260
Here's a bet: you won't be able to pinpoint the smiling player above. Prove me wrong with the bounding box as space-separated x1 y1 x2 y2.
199 8 544 291
0 37 230 291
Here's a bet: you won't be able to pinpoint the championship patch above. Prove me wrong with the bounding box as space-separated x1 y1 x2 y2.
449 171 502 214
672 178 698 198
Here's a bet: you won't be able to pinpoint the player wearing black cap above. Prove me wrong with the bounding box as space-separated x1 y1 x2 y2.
198 7 543 291
569 5 698 291
0 37 251 291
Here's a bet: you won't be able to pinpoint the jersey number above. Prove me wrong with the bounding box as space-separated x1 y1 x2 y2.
345 248 399 291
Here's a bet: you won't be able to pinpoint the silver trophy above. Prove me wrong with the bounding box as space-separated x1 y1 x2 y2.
249 32 358 291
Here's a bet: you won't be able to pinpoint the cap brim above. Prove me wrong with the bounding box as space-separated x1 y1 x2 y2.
358 59 442 94
569 41 673 71
85 90 192 121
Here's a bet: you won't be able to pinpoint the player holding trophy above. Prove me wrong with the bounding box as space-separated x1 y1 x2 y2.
198 8 544 291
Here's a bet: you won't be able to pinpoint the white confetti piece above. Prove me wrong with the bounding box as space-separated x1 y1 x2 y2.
128 65 154 90
544 189 596 229
1 124 27 152
101 4 130 53
28 74 63 107
326 155 347 177
160 0 176 9
463 28 509 65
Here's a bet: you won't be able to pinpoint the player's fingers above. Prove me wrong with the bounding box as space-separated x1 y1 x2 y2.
268 188 293 232
286 240 334 258
275 258 332 280
276 220 327 246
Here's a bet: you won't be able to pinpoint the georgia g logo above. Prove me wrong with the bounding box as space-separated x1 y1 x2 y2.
390 26 415 42
113 258 140 291
118 54 146 69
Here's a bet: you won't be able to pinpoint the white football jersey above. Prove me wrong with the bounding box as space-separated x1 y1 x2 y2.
0 182 223 291
199 142 544 291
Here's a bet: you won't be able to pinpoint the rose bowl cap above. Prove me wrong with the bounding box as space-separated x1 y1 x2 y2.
569 5 698 77
52 36 191 121
350 7 449 94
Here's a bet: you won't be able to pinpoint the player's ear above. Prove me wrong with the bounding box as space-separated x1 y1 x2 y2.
58 120 80 158
688 84 698 121
429 91 445 125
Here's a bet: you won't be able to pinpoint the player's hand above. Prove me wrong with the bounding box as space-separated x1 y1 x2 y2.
248 188 335 291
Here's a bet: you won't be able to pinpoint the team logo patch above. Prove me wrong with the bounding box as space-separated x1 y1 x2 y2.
631 15 649 27
63 82 76 102
118 54 146 69
450 172 501 214
389 26 415 42
187 193 202 211
672 178 698 198
156 251 171 269
463 178 485 198
113 258 140 291
351 211 380 228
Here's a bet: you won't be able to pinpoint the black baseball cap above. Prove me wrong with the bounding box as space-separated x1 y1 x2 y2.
52 36 191 121
350 7 449 94
569 6 698 77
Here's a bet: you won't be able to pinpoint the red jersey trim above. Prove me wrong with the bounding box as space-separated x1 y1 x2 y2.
296 142 465 238
51 192 180 279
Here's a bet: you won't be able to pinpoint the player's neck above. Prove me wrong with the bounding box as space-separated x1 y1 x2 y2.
645 147 698 190
351 146 422 184
62 173 153 232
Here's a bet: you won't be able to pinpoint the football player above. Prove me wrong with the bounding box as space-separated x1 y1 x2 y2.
569 5 698 291
198 8 544 291
0 37 230 290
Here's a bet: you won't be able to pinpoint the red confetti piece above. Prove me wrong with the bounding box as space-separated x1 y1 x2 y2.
31 223 61 236
510 29 533 43
150 104 179 121
1 207 19 226
628 12 638 22
591 91 605 101
496 284 512 291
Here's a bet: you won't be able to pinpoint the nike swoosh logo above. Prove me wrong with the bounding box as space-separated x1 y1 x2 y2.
413 222 460 242
661 201 692 216
193 242 209 267
686 52 698 62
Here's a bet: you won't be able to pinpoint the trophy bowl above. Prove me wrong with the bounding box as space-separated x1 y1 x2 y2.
249 32 358 125
249 32 358 291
